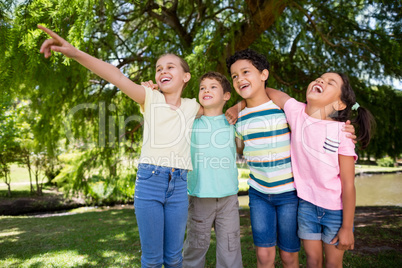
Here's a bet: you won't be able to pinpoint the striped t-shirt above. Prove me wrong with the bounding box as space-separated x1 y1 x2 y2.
235 100 295 194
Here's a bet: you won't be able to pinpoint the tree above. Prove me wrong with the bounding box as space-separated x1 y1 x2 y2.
1 0 401 199
0 91 20 197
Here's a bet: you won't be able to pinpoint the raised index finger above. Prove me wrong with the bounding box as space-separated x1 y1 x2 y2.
37 24 64 42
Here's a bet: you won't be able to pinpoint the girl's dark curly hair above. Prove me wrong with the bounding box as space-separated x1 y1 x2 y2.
226 49 270 87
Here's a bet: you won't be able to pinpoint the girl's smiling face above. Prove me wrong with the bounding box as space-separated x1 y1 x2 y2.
155 54 190 93
306 72 345 109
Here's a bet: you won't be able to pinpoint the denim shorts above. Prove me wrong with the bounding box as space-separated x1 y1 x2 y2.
248 187 300 252
298 199 345 245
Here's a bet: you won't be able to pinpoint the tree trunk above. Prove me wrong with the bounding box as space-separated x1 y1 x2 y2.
26 155 34 194
217 0 290 73
35 170 42 195
236 0 289 51
4 172 11 197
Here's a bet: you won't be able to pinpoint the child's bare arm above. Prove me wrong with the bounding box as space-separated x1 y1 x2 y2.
38 25 145 105
225 100 246 125
343 121 357 143
331 155 356 251
265 87 290 109
196 106 204 118
264 85 357 143
235 137 244 156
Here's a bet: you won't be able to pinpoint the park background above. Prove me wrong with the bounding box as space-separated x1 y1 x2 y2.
1 0 401 267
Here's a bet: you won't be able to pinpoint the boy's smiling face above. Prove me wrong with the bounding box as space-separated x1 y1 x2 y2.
199 78 230 110
230 59 268 100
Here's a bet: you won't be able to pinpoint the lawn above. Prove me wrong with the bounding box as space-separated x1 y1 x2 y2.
0 207 400 267
1 163 401 267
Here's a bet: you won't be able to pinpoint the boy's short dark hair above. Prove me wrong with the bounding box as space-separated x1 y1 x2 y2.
199 71 232 94
226 49 270 87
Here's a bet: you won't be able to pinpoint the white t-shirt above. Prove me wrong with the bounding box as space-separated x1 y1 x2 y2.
139 86 200 170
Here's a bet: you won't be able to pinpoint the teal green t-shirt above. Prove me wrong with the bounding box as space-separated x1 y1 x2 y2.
187 114 239 198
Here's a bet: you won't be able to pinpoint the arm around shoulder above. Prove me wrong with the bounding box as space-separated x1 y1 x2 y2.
225 99 246 125
265 87 291 109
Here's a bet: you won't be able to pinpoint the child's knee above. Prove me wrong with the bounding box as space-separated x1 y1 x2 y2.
280 251 299 266
306 255 323 268
256 246 275 265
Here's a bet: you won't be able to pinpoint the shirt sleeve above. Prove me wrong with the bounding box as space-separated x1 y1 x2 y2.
140 86 154 114
181 98 201 118
283 98 305 129
338 123 358 161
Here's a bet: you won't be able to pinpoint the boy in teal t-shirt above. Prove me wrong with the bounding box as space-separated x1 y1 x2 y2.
183 72 243 268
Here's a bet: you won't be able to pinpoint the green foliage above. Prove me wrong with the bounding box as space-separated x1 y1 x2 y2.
238 168 250 179
377 157 395 167
0 90 21 195
53 151 136 204
1 0 401 200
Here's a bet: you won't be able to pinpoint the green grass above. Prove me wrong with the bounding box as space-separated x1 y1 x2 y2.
355 164 402 173
0 207 400 268
9 164 33 183
0 208 141 267
0 164 46 192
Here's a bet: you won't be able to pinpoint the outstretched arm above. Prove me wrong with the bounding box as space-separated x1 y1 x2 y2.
265 87 291 109
38 25 145 105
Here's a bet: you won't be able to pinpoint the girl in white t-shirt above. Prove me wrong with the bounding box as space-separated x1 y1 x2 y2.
266 72 374 268
39 25 203 267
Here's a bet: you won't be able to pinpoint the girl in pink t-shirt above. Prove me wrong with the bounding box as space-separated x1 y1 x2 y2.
266 72 374 268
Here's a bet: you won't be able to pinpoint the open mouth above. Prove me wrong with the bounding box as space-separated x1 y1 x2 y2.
311 84 323 93
203 95 212 100
239 83 249 90
161 77 171 83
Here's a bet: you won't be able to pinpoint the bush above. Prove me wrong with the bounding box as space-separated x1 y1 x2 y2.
376 157 394 167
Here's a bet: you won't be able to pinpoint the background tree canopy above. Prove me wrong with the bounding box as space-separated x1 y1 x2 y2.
1 0 401 201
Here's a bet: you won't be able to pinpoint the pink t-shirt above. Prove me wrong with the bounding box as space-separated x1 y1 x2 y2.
284 98 357 210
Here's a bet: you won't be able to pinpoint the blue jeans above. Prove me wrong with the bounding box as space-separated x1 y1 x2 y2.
248 187 300 252
134 163 189 268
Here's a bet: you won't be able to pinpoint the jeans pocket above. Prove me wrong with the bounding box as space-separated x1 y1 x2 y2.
180 170 188 181
299 198 307 205
228 230 241 252
136 168 154 181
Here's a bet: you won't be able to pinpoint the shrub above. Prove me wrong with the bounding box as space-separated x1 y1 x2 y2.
376 157 394 167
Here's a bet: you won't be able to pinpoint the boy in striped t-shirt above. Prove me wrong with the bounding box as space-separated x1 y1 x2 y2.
226 49 300 267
